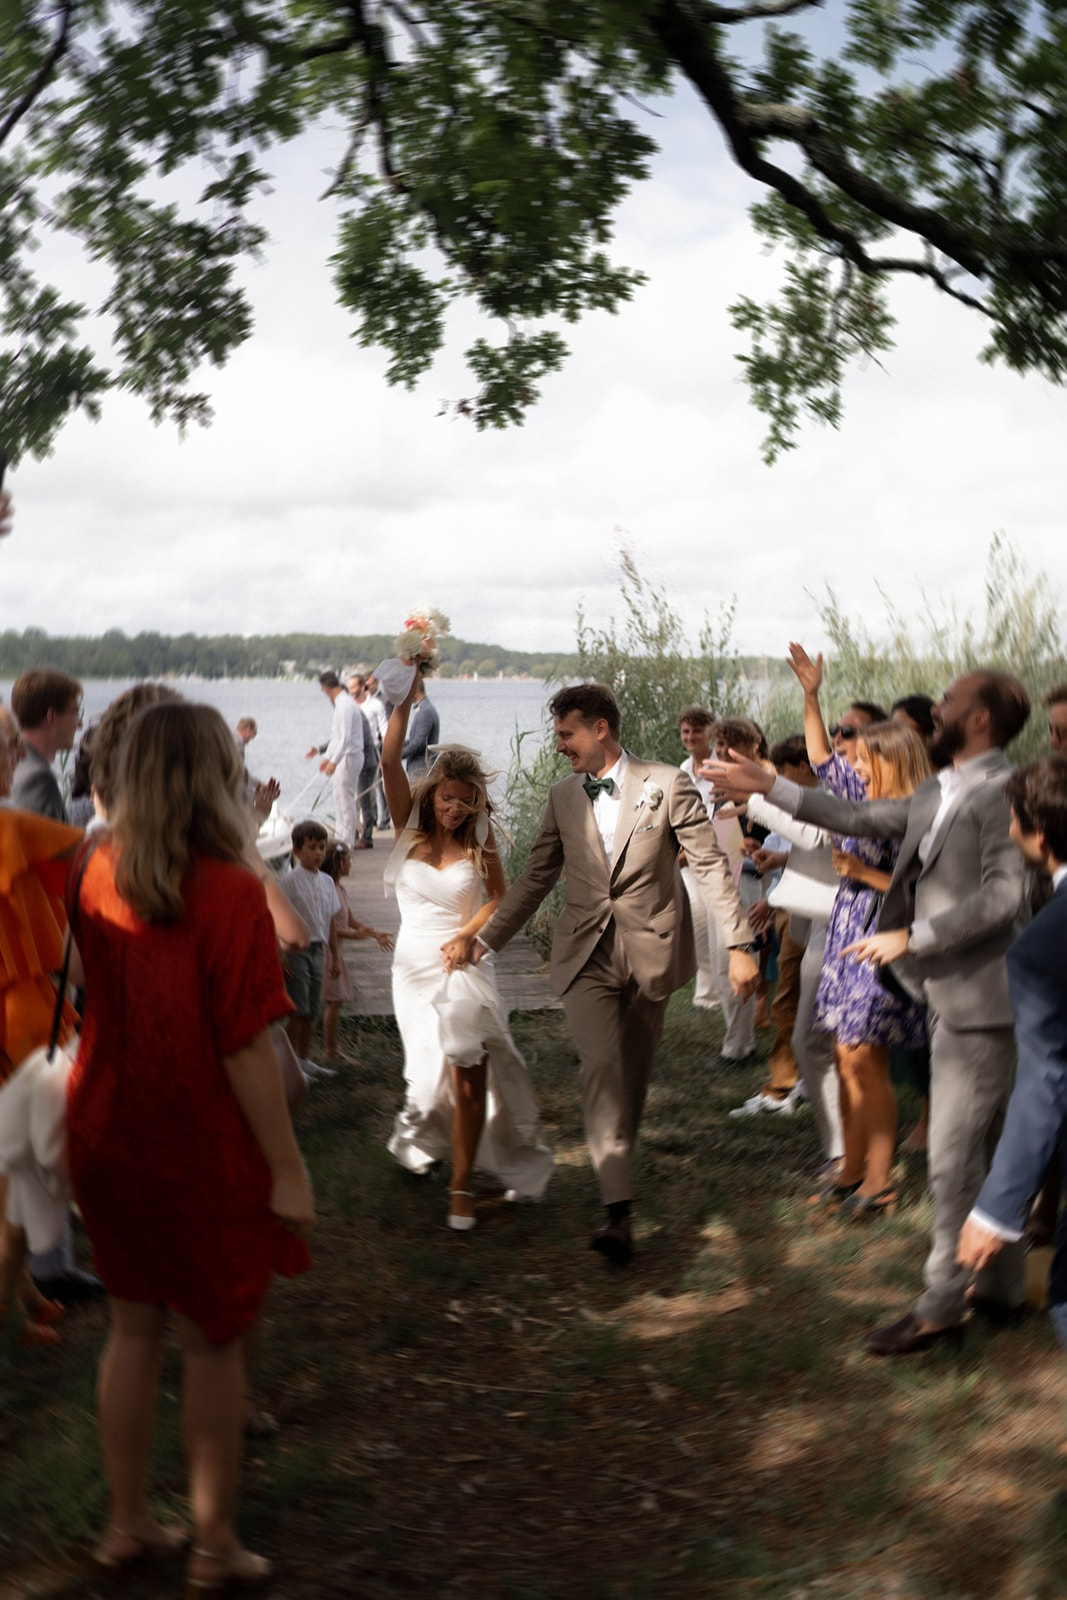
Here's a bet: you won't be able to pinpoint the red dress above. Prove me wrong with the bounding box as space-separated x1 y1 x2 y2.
67 844 310 1344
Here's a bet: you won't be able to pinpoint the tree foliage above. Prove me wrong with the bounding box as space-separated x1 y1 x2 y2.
759 534 1066 761
3 2 1067 460
499 549 747 954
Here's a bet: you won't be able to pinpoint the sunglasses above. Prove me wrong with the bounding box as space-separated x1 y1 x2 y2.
829 723 859 741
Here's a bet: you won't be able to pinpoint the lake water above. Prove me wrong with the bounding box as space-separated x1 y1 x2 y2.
0 676 555 820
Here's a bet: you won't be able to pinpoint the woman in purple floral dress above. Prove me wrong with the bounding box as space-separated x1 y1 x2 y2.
788 645 931 1217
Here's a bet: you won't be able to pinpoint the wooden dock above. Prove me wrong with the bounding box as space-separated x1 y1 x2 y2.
337 836 560 1016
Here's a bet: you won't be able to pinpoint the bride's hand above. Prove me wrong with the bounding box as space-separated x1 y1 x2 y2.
441 936 471 972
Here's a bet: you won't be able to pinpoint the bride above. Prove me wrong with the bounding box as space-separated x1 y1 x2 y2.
380 665 552 1229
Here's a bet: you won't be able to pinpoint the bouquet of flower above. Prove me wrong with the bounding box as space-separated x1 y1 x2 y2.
393 606 451 674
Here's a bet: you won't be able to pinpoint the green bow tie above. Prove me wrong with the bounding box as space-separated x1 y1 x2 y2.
583 776 616 799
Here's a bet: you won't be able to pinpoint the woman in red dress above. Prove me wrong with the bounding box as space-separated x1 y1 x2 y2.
67 702 313 1594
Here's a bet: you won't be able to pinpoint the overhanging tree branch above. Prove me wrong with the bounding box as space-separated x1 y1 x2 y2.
0 0 77 149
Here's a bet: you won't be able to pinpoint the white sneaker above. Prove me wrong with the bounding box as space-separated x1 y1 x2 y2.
728 1091 795 1120
301 1058 336 1079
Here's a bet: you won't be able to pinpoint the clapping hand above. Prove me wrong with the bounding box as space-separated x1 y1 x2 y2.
832 848 867 882
752 847 788 876
841 929 909 968
787 642 823 695
700 750 774 802
251 778 281 819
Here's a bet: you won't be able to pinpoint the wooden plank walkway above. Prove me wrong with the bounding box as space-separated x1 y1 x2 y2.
336 838 560 1017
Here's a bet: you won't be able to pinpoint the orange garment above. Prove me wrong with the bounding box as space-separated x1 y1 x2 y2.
0 809 83 1082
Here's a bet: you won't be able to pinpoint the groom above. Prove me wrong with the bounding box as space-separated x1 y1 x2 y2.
472 683 759 1263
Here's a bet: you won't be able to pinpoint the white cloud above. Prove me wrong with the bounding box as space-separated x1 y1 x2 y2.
3 89 1065 661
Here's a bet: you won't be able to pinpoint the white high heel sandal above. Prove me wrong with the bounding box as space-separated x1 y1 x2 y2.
448 1190 477 1231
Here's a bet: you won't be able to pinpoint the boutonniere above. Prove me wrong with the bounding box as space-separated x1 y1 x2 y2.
635 780 664 814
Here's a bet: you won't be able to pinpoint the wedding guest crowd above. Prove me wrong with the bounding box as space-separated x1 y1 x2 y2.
7 617 1067 1580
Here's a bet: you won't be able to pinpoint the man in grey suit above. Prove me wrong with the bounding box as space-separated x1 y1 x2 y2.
9 670 83 823
708 670 1031 1354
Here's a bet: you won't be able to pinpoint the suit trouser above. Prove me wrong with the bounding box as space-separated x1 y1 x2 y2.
332 754 363 848
680 866 717 1008
359 757 380 841
764 911 800 1094
917 1015 1025 1327
561 924 668 1206
790 919 841 1161
711 876 758 1059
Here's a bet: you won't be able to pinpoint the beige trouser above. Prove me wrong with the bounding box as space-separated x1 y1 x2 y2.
561 924 668 1206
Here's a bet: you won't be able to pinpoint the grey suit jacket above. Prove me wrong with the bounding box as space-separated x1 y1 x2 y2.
787 752 1028 1030
482 758 749 1002
10 747 68 823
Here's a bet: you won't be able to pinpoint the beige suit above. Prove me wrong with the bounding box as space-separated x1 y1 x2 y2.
483 757 749 1202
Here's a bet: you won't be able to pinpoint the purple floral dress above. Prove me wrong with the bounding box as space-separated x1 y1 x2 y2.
812 754 926 1048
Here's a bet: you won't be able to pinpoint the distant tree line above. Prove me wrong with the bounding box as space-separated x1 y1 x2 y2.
0 628 584 683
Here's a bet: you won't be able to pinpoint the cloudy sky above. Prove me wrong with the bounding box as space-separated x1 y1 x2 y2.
3 67 1065 660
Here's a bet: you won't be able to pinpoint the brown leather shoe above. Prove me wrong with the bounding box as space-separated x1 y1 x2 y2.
864 1311 964 1357
589 1218 633 1266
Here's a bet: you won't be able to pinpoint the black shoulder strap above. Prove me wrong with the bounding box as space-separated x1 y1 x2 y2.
47 838 97 1062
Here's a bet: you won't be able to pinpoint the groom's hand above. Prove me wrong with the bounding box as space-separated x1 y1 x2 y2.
727 947 760 999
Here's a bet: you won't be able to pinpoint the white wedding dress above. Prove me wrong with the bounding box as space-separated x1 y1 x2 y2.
386 855 553 1198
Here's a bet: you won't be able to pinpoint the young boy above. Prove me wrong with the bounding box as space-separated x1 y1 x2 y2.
958 757 1067 1339
279 820 340 1063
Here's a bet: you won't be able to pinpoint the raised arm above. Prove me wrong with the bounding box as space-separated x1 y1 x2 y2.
381 673 421 835
787 642 833 769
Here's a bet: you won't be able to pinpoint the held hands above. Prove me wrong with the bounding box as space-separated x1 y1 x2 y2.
441 933 475 973
957 1215 1006 1273
727 947 760 1000
841 929 909 968
271 1162 315 1239
787 641 823 696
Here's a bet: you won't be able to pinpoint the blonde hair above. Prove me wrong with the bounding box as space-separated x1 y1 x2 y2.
111 703 252 923
857 721 932 800
408 746 495 877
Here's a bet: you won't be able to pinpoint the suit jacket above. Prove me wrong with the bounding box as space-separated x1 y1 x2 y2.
790 751 1028 1029
972 880 1067 1232
482 758 748 1002
10 747 68 824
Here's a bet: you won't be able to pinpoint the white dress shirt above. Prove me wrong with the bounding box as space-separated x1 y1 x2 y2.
588 753 628 862
324 691 363 765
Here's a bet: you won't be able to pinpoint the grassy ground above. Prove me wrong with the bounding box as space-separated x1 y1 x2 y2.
4 995 1067 1599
